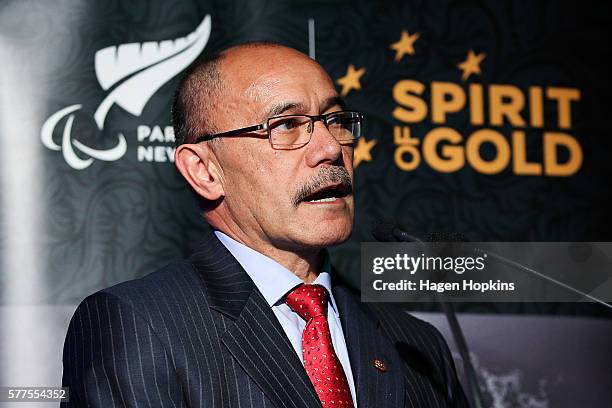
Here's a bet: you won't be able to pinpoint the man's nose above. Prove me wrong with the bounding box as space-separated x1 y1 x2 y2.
304 120 344 167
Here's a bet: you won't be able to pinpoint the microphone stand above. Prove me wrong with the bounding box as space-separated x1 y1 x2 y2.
440 302 484 408
386 226 485 408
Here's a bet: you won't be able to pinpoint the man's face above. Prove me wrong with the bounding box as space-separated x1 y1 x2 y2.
212 47 355 253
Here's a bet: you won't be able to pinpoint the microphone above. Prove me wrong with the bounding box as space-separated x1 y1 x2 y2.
372 220 468 246
375 225 612 310
424 230 612 311
371 221 484 408
424 231 468 243
371 219 422 243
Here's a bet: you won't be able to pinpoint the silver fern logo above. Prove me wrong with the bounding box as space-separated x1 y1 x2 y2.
41 16 211 170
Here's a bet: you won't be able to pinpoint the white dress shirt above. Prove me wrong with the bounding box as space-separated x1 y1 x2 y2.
215 231 357 406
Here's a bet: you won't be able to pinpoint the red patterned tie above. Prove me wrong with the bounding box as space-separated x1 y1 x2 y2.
285 284 354 408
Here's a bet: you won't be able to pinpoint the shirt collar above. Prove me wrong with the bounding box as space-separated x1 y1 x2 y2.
214 231 339 316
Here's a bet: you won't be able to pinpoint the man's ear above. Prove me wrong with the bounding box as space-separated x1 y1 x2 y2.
175 143 225 201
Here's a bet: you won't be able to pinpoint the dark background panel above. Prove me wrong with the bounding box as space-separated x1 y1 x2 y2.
1 0 610 308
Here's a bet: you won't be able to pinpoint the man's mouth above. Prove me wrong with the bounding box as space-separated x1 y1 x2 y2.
292 166 353 206
300 183 351 204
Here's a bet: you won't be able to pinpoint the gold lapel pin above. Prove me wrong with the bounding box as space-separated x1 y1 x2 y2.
373 358 387 372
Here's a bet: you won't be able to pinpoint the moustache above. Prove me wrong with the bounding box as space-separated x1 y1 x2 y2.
292 167 353 206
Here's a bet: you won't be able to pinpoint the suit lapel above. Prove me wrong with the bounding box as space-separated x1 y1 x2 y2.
221 290 322 408
334 284 405 408
190 231 321 408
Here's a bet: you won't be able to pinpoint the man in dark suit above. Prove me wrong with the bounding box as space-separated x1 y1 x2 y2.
62 42 468 407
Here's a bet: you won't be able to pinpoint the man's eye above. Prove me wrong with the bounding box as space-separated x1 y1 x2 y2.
327 116 341 125
274 118 303 131
328 115 357 126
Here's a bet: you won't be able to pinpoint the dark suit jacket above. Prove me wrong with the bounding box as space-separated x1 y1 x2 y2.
62 231 468 407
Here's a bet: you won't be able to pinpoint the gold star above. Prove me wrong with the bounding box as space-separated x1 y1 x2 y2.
353 137 377 168
390 30 420 61
457 50 486 81
336 64 366 97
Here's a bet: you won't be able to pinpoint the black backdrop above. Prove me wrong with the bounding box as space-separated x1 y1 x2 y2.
1 0 611 404
5 0 608 306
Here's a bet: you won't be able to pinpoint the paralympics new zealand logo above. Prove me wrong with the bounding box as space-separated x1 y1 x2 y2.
41 16 211 170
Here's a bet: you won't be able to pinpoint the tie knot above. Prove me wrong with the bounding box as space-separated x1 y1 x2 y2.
285 284 328 321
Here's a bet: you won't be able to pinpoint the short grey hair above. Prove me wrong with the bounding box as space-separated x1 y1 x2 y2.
172 53 225 147
172 41 289 147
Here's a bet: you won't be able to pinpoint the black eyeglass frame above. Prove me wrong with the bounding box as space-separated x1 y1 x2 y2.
194 110 364 148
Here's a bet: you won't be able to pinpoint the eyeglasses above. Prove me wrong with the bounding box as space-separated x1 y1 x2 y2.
195 110 363 150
